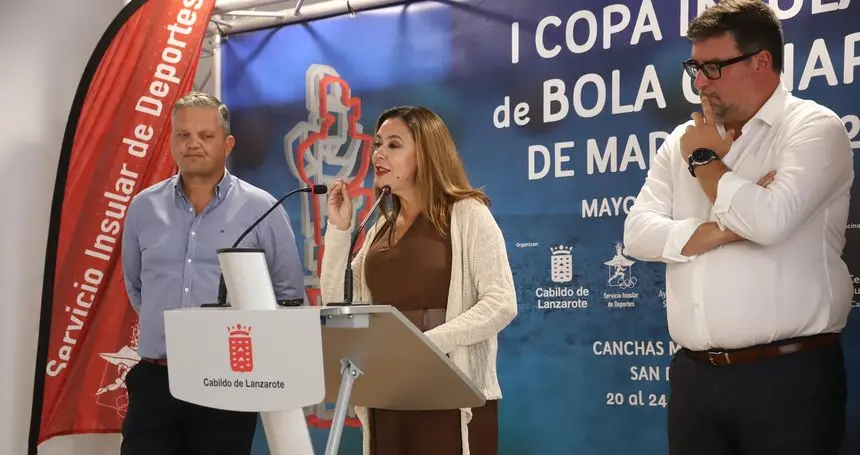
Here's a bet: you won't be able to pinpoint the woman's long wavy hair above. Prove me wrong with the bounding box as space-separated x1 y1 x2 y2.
373 106 489 237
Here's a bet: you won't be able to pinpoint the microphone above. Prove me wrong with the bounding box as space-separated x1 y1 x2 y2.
201 184 328 308
329 184 391 307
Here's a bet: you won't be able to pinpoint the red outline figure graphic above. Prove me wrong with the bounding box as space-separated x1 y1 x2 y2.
284 64 371 429
285 64 374 308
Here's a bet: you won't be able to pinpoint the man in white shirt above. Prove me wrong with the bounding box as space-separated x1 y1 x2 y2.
623 1 852 454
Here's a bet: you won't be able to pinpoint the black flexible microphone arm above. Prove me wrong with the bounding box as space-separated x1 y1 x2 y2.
211 184 328 307
336 185 391 306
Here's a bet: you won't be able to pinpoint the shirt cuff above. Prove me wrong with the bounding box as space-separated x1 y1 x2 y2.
712 171 747 216
661 218 707 262
424 327 454 355
325 220 353 239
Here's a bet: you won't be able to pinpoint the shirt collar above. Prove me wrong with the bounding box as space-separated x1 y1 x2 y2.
172 168 234 201
751 82 788 127
718 82 788 137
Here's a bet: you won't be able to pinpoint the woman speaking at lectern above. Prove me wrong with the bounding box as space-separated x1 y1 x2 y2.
320 105 518 455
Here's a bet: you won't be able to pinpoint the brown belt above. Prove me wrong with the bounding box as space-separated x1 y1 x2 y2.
399 309 446 332
684 332 840 366
140 357 168 366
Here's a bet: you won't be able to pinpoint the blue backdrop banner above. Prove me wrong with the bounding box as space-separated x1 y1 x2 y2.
220 1 860 453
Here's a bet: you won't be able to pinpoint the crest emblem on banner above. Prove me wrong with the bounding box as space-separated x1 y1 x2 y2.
550 245 574 283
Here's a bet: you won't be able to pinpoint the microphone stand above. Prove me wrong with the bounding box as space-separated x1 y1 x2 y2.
201 184 327 308
328 185 390 307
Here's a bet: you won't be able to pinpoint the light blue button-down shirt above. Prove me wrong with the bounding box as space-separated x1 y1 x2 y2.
121 170 304 359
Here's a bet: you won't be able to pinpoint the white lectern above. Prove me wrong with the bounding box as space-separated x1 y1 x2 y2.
165 248 319 454
164 248 485 455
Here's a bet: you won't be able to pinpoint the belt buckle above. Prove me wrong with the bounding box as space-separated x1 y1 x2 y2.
708 350 731 366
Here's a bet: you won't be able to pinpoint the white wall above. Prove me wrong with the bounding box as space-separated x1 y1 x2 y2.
195 35 217 95
0 0 123 453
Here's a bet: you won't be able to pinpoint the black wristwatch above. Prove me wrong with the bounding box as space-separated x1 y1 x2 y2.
687 148 719 177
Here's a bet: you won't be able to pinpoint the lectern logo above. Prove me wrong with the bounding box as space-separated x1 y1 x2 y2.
227 324 254 373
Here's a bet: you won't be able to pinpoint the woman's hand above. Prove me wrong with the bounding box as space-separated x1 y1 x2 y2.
327 179 353 231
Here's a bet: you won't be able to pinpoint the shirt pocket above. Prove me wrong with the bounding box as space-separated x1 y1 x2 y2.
139 225 189 273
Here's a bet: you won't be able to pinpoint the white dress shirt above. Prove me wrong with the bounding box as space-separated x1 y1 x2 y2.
624 83 854 351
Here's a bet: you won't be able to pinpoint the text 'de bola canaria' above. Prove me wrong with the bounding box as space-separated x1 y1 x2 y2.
494 13 860 184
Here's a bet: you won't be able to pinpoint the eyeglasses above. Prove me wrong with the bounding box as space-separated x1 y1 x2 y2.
683 50 762 80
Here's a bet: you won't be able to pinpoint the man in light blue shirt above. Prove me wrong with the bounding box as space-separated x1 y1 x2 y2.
120 91 304 455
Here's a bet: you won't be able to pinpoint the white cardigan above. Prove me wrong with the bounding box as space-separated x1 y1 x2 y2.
319 197 518 455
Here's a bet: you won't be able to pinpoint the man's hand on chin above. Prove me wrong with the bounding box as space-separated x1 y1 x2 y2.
678 96 737 203
679 95 735 160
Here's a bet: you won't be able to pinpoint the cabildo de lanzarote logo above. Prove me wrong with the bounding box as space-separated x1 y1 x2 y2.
202 323 286 390
228 323 254 373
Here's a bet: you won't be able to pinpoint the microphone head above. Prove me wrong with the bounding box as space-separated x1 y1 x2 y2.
381 185 391 195
311 184 328 194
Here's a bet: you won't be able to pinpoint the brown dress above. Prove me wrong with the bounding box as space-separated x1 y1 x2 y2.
363 213 499 455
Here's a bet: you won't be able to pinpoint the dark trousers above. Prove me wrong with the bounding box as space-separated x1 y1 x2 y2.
369 400 499 455
668 341 847 455
121 361 258 455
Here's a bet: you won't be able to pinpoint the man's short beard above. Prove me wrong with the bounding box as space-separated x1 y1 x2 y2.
709 100 734 124
714 105 729 122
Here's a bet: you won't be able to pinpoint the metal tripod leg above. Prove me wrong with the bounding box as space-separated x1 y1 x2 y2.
324 358 363 455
